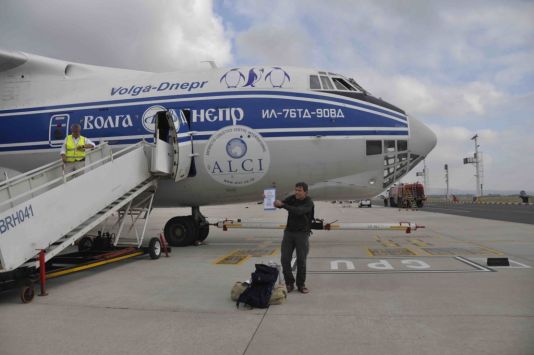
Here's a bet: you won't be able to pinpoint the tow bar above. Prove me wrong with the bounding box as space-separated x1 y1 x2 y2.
213 219 424 234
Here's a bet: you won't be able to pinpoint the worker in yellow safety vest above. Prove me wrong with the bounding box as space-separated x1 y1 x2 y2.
60 124 95 173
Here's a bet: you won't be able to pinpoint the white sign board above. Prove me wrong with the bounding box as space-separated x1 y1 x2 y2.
263 188 276 210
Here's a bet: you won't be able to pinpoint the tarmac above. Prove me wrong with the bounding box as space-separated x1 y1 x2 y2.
1 201 533 355
424 201 534 225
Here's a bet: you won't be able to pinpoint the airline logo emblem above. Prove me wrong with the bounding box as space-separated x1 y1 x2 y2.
220 67 290 88
204 125 270 187
141 105 176 133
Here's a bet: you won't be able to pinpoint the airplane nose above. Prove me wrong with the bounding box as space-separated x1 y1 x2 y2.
408 116 437 157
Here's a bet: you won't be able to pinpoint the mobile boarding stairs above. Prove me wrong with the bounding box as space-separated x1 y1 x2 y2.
0 111 189 276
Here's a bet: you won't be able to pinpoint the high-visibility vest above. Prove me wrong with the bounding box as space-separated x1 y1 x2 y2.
65 135 86 162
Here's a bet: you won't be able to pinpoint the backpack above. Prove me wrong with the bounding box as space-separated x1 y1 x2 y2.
231 282 287 305
237 264 279 309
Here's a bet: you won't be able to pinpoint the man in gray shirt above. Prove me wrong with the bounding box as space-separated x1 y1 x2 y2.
274 182 314 294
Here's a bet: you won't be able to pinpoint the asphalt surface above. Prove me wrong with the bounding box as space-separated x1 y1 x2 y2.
423 202 534 225
1 202 533 355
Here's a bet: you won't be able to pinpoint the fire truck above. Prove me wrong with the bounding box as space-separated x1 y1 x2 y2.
387 183 426 208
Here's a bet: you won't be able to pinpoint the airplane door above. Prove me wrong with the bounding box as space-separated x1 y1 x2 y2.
48 114 70 147
170 109 192 182
152 110 191 182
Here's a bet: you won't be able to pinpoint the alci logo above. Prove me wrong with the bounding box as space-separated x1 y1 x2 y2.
220 67 290 89
204 125 270 187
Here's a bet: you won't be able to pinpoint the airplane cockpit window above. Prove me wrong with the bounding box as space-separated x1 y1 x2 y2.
384 140 396 152
397 140 408 151
332 78 357 91
347 78 367 93
310 75 321 89
310 73 360 92
309 71 404 114
366 140 382 155
320 76 334 90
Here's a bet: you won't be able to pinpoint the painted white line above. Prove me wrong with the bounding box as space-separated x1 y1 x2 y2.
455 256 493 271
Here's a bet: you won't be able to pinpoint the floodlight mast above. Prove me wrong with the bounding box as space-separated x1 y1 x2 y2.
471 134 482 197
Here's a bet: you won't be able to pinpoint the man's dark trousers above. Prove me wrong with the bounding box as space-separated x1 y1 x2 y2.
281 230 309 287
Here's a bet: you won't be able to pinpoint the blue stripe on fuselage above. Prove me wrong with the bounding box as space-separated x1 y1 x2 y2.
0 90 407 121
0 95 407 148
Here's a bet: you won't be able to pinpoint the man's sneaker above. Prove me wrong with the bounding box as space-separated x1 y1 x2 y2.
286 284 295 293
298 286 310 294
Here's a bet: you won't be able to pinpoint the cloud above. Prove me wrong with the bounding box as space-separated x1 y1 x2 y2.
1 0 532 191
0 0 233 71
235 24 317 66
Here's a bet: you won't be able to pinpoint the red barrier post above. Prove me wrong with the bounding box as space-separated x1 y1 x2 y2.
160 233 169 258
38 250 48 296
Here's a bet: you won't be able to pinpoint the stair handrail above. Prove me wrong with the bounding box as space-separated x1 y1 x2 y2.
0 141 149 211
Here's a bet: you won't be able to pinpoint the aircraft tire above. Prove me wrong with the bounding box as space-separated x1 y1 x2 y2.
148 237 162 259
164 216 198 247
198 224 209 241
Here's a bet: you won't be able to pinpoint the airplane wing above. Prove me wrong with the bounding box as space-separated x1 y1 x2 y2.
0 49 28 72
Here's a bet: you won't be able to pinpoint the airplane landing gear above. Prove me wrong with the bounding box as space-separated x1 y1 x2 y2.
163 207 209 247
193 206 209 242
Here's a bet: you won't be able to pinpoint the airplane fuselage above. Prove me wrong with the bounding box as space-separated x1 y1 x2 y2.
0 53 436 207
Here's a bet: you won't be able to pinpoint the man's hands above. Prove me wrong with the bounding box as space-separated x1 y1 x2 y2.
61 154 67 163
274 200 284 208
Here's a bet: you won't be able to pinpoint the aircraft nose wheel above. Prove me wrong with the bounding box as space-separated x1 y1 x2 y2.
163 216 198 247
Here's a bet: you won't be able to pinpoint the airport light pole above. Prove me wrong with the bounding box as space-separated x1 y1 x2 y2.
416 159 428 188
444 164 449 200
463 134 483 198
471 134 482 197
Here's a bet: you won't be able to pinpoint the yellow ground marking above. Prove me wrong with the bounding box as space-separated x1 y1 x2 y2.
478 246 504 255
214 246 277 265
46 251 145 279
409 238 430 247
367 248 418 257
411 247 433 256
420 246 503 256
213 250 251 265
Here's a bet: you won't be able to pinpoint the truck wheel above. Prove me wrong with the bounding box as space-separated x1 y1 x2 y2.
148 237 162 259
78 236 93 252
389 198 396 207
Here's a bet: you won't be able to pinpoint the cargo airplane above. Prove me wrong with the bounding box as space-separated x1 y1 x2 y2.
0 49 436 246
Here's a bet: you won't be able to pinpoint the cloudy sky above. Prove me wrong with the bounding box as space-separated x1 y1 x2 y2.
1 0 533 193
